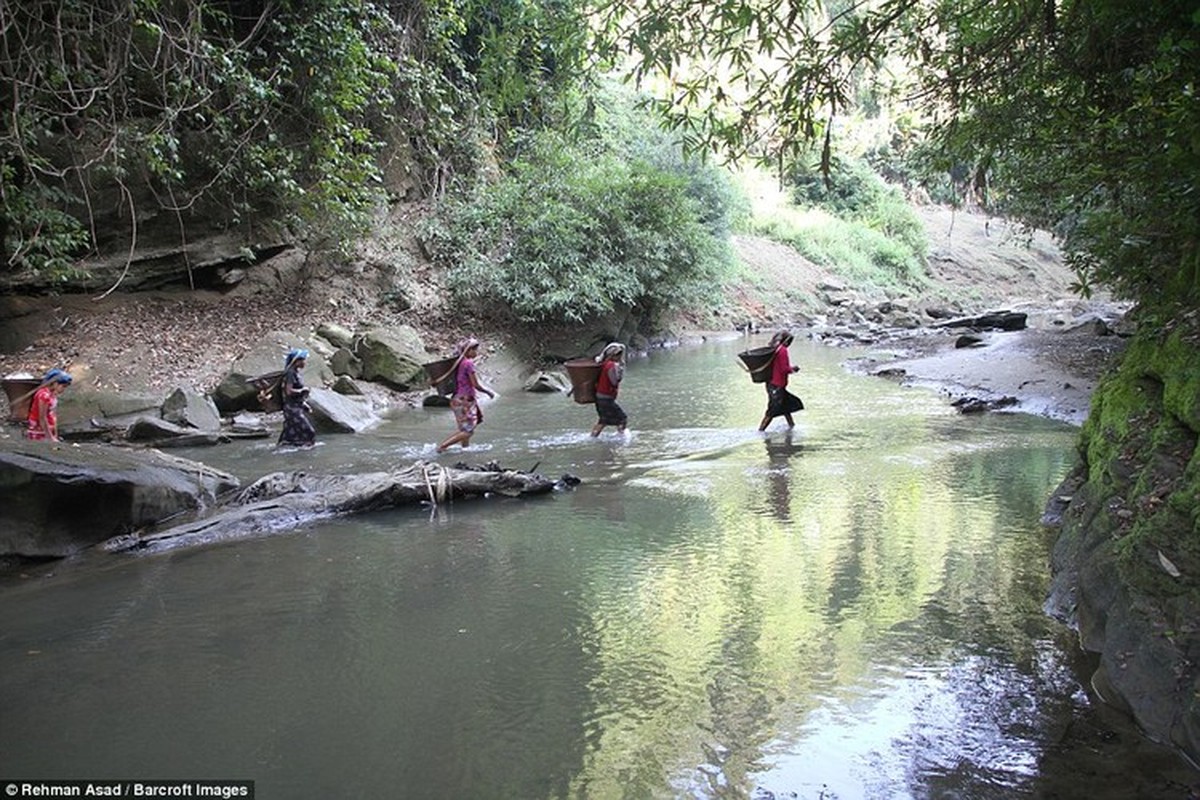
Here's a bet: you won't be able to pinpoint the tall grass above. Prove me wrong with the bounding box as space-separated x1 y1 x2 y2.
735 162 929 294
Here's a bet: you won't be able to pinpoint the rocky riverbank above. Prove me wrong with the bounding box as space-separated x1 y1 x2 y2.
0 204 1127 436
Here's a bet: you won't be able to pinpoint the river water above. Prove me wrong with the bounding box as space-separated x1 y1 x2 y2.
2 336 1197 798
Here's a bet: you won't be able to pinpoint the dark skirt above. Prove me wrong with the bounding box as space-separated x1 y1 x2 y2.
595 396 628 426
278 402 316 447
764 384 804 417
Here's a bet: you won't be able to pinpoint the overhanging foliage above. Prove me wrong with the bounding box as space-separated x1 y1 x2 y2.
594 0 1200 309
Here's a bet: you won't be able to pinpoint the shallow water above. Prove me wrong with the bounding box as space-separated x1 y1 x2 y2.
2 336 1196 798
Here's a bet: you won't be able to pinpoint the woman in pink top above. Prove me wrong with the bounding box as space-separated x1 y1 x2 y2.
758 330 804 431
437 338 495 452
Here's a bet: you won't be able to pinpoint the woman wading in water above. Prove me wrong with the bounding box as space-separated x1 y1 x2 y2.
437 338 495 453
758 330 804 431
591 342 629 438
278 348 317 448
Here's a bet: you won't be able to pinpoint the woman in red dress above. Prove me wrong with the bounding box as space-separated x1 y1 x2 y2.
758 331 804 431
26 368 72 442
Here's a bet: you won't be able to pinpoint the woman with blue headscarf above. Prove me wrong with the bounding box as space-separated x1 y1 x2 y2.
26 368 72 442
278 349 316 448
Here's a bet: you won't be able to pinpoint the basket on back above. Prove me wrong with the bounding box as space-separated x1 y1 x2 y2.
423 355 460 397
2 376 41 422
247 370 285 412
737 346 776 383
563 358 602 404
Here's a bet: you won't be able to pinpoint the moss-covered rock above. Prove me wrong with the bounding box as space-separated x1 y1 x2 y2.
1048 309 1200 764
354 326 428 391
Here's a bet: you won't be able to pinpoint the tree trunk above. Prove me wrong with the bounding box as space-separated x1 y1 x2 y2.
104 461 566 553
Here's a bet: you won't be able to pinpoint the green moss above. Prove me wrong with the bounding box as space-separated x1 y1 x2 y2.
1146 327 1200 432
1079 314 1200 597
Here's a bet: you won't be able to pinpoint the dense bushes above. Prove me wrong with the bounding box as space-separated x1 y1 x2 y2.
0 0 589 281
422 107 738 325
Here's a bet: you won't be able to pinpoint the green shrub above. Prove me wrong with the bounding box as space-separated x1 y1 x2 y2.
422 126 736 325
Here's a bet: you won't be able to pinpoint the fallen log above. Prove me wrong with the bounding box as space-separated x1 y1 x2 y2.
931 310 1027 331
104 461 575 554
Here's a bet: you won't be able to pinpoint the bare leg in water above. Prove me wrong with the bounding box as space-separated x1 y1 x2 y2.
758 413 795 431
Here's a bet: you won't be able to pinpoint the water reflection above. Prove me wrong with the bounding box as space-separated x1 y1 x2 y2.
762 430 804 521
1 337 1196 798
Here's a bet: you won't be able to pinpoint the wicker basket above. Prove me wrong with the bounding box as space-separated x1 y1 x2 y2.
564 358 602 404
737 346 776 383
423 356 460 397
2 377 41 422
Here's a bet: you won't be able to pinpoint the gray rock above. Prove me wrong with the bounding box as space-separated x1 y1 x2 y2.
307 387 379 433
212 330 332 413
317 322 355 349
230 412 269 435
218 267 246 286
329 347 363 378
523 371 570 393
331 375 364 395
355 326 427 390
126 415 200 441
161 387 222 431
56 389 161 427
0 440 238 557
1065 314 1111 336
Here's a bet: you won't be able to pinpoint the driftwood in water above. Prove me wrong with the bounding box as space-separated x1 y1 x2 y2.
105 461 569 553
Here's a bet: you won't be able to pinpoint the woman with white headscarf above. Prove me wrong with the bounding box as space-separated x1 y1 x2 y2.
591 342 628 437
437 337 495 452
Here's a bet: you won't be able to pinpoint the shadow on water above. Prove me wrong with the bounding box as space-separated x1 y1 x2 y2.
1 336 1197 798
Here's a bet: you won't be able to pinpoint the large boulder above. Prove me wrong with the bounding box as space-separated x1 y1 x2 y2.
316 322 354 350
56 388 162 427
523 371 570 393
212 330 332 413
0 441 239 557
355 326 428 390
161 387 222 431
125 415 229 447
328 347 362 378
307 387 380 433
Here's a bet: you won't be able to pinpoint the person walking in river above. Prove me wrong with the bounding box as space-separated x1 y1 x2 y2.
25 368 72 442
437 337 495 453
278 348 317 448
591 342 629 438
758 330 804 432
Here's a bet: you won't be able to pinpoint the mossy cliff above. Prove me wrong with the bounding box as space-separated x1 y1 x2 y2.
1047 309 1200 764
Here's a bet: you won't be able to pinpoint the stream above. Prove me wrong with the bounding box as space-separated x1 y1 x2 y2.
2 335 1197 798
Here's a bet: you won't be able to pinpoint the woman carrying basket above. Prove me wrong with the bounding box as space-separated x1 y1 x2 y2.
26 368 72 442
437 337 495 453
758 330 804 432
278 348 317 448
591 342 628 438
